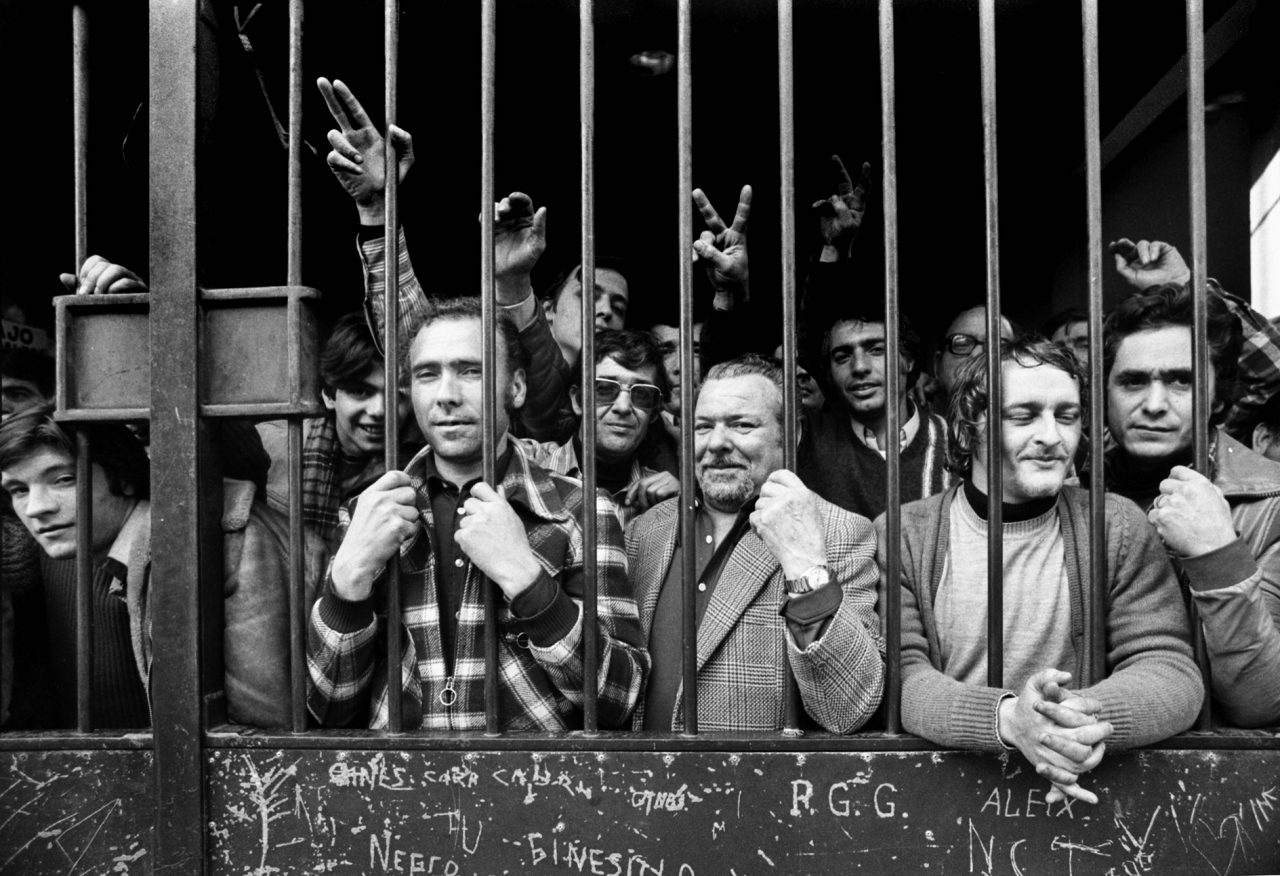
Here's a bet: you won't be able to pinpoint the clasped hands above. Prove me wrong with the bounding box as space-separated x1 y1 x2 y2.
998 669 1113 806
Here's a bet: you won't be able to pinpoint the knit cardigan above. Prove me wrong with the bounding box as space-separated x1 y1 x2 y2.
800 404 950 521
875 484 1203 751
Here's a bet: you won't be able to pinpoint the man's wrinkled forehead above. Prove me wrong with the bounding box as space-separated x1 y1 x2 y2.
696 375 782 421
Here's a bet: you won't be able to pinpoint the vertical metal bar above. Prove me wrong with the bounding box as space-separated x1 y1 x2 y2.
1185 0 1213 730
72 4 93 734
287 0 304 285
777 0 801 736
149 0 204 864
579 0 600 734
383 0 404 733
286 0 307 733
1081 0 1107 682
879 0 903 734
677 0 698 736
978 0 1004 690
480 0 501 735
73 5 89 269
75 432 94 731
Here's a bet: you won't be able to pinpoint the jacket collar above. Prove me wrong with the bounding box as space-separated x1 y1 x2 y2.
1211 429 1280 500
403 437 571 524
107 499 150 567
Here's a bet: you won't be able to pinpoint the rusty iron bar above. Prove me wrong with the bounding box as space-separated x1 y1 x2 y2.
72 4 93 734
1081 0 1108 682
148 0 204 862
383 0 404 733
1185 0 1213 731
777 0 801 736
73 5 89 269
677 0 698 736
580 0 600 734
480 0 501 735
880 0 903 735
286 0 307 733
75 431 94 731
979 0 1004 690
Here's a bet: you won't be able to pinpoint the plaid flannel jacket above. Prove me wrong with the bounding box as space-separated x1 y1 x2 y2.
1215 280 1280 441
625 496 885 733
512 437 663 528
306 439 649 730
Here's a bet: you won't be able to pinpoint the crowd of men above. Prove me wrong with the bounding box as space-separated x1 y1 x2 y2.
3 77 1280 808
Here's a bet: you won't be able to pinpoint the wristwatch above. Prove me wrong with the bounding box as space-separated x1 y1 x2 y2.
784 564 830 596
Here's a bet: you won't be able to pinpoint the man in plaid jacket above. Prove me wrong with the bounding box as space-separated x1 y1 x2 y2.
306 298 648 730
626 355 885 733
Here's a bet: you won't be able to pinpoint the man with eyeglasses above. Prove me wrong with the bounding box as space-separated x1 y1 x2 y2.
1101 282 1280 728
933 304 1015 414
627 354 885 733
515 330 679 525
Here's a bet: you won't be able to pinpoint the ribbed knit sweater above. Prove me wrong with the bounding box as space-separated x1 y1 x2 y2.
40 555 149 729
799 403 950 520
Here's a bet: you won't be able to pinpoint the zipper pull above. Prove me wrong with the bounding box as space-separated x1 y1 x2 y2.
438 675 457 707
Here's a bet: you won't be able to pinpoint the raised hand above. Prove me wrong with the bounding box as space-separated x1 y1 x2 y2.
492 192 548 304
811 155 871 256
59 255 148 295
1109 238 1190 290
692 184 752 303
318 77 415 225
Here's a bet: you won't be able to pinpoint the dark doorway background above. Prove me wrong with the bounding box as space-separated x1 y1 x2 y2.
3 0 1275 356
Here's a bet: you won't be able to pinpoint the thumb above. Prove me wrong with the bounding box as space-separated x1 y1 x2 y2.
532 206 548 240
59 273 77 294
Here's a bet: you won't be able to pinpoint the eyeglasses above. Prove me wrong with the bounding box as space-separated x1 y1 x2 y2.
943 333 987 356
594 377 663 412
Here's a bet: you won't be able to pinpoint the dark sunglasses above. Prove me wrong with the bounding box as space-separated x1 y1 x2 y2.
594 376 663 411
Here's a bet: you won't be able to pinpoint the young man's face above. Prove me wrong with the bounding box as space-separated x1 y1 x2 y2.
1051 319 1090 366
1106 326 1203 463
826 319 910 421
935 306 1014 395
972 361 1081 504
1 375 47 422
582 355 662 463
772 345 825 414
650 322 702 414
409 317 525 470
2 447 137 560
323 363 411 458
547 267 630 354
694 374 785 513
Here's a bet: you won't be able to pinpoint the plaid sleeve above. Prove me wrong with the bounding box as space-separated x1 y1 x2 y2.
1214 281 1280 440
359 225 434 357
528 489 650 729
305 495 382 727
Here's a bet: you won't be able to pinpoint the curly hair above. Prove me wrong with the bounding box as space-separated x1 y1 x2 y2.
946 336 1087 477
1102 283 1241 424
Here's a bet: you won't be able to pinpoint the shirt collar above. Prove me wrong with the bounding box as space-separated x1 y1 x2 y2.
849 401 921 455
106 499 149 566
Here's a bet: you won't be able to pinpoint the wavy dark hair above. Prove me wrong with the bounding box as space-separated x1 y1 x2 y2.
1102 283 1241 424
571 329 672 400
946 336 1086 477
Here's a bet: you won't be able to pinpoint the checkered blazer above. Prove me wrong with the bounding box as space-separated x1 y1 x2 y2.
306 440 648 731
625 495 885 733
